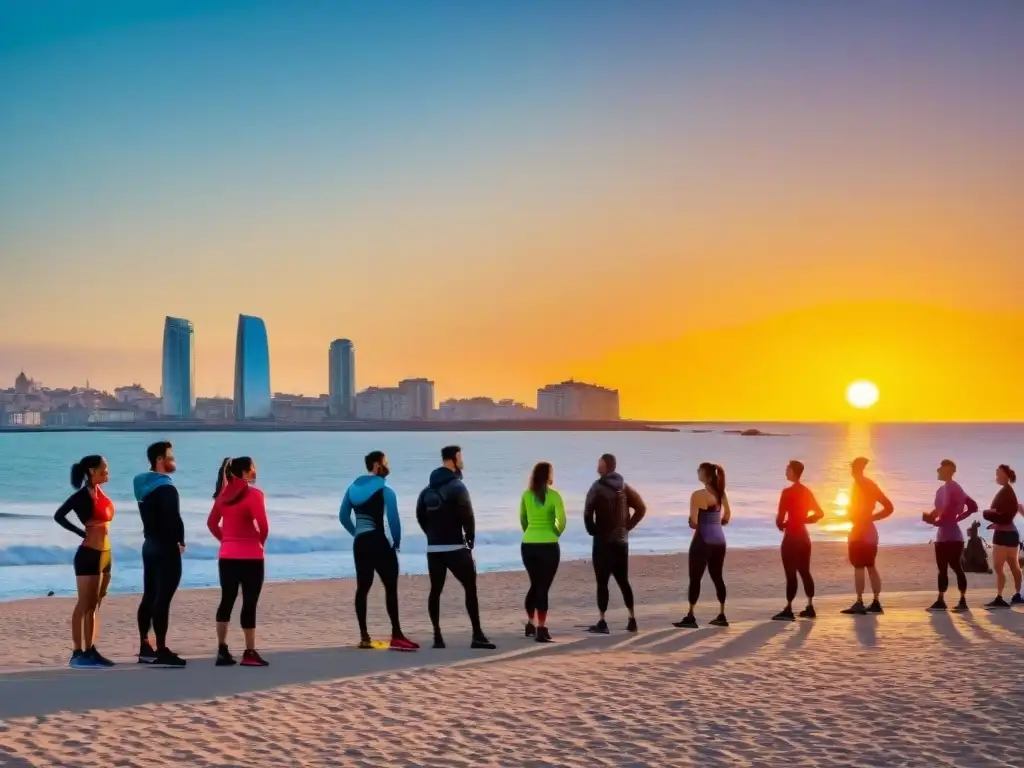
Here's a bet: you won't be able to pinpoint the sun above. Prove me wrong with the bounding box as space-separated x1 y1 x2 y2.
846 380 880 409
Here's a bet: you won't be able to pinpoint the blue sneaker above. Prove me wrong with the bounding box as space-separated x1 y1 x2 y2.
69 650 97 669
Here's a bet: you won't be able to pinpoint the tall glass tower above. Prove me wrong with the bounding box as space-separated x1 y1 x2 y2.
328 339 355 419
161 317 196 418
234 314 272 420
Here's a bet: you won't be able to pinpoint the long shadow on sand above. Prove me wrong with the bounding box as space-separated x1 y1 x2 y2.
0 746 33 768
683 621 788 667
852 615 879 648
927 612 972 648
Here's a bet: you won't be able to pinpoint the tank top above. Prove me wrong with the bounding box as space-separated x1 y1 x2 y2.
697 504 726 545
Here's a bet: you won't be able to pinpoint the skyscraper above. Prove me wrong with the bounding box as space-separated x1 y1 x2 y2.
161 317 196 418
328 339 356 419
234 314 272 420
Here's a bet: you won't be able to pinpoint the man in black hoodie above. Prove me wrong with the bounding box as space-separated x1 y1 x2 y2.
416 445 495 650
584 453 647 634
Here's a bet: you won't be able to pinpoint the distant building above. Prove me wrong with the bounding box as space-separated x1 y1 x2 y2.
437 397 537 421
273 393 329 424
355 386 410 420
398 378 435 420
4 409 42 427
14 372 36 395
328 339 356 419
161 317 196 418
234 314 273 420
537 380 620 420
195 397 234 422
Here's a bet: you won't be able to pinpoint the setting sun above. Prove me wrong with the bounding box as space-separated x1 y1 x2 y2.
846 380 880 410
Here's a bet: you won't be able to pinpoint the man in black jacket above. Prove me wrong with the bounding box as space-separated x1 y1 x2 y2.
584 453 647 634
416 445 494 650
132 441 186 668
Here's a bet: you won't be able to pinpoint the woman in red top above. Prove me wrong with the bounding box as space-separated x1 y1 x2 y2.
772 460 824 622
54 455 116 668
207 457 270 666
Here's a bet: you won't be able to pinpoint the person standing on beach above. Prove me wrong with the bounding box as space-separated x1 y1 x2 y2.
416 445 495 650
841 456 893 616
922 459 977 612
674 462 730 629
981 464 1023 608
583 453 646 634
208 457 270 666
134 441 187 668
520 462 567 643
340 451 418 652
54 455 116 669
772 460 824 621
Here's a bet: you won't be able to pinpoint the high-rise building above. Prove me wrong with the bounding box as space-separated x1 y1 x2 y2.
328 339 356 419
537 380 620 420
398 378 435 420
234 314 272 420
161 317 196 418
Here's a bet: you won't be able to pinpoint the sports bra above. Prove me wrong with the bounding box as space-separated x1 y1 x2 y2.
86 488 115 528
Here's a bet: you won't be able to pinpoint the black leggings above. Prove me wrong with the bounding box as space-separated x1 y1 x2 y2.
137 545 182 649
935 540 967 594
593 540 634 613
781 535 815 603
427 549 483 636
688 535 726 607
353 533 401 638
216 559 265 629
522 542 561 616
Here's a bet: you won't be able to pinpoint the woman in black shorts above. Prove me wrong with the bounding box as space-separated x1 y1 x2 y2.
54 455 116 668
982 464 1022 608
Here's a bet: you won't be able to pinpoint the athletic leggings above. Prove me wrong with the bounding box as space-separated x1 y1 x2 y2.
427 549 483 635
137 543 182 649
935 540 967 594
781 534 815 603
522 542 561 615
353 532 401 638
688 535 727 606
593 540 634 613
216 559 265 629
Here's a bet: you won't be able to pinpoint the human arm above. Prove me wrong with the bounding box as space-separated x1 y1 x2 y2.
553 490 567 536
416 489 429 534
582 484 597 537
252 490 270 545
155 485 186 549
688 490 702 530
983 487 1018 524
775 491 787 532
339 489 356 537
869 482 894 522
53 491 87 539
721 492 732 525
456 483 476 548
957 494 978 523
206 501 223 541
624 484 647 530
520 493 529 533
383 486 401 551
806 489 825 525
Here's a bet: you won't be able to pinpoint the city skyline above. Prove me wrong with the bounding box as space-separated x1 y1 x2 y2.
160 316 196 418
2 3 1023 421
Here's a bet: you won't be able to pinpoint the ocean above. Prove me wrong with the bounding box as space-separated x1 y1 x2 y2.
0 424 1020 601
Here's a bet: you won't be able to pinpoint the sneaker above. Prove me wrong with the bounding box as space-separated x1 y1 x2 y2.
1011 593 1024 606
952 597 970 613
433 633 446 650
470 635 496 650
926 598 947 612
137 640 158 665
87 646 115 667
535 626 553 643
798 605 817 619
389 635 419 652
587 619 610 634
216 644 237 666
69 649 96 669
524 622 536 638
672 614 698 629
841 601 867 615
240 649 269 667
357 638 374 650
866 599 884 614
709 613 730 627
626 617 638 633
151 648 187 668
986 596 1011 610
772 608 795 622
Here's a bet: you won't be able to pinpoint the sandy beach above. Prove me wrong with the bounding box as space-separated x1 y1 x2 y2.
1 542 1021 766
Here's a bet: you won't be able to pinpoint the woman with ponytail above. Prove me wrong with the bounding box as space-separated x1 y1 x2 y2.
54 454 116 668
982 464 1022 607
674 462 731 629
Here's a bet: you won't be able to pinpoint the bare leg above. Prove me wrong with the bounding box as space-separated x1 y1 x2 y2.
1008 548 1023 594
73 575 100 651
994 547 1008 597
867 566 882 600
854 567 866 601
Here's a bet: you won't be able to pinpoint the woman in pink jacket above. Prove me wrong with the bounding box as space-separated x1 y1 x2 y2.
207 457 269 667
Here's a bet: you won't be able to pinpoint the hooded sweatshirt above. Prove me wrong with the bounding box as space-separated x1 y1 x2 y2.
133 471 184 551
207 477 269 560
339 474 401 549
416 466 475 551
584 472 647 545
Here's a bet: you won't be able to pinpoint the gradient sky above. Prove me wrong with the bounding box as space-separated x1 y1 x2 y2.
2 1 1022 420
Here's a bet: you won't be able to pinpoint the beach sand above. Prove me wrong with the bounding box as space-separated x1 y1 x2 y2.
0 542 1021 766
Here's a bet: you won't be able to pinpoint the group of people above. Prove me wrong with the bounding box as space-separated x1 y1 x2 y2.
53 440 1023 671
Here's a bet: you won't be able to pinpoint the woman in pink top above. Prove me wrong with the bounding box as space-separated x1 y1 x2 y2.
207 457 269 667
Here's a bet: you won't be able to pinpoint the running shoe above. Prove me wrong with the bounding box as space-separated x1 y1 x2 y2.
985 596 1011 609
626 617 638 633
216 644 237 666
151 648 187 668
535 626 553 643
952 598 970 613
709 614 730 627
841 601 867 615
87 646 115 667
470 635 496 650
672 614 698 629
524 622 536 638
389 636 419 652
69 649 97 669
866 599 884 614
926 598 947 612
433 633 446 650
138 640 158 665
798 606 817 619
357 638 374 650
240 650 269 667
587 619 610 634
1011 593 1024 606
771 608 795 622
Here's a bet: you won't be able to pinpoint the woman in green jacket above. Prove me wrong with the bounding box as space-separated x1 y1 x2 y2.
520 462 567 642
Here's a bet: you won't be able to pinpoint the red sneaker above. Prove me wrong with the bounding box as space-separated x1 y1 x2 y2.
389 636 419 652
240 649 269 667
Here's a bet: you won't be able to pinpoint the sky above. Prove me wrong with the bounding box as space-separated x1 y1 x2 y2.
1 1 1022 421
